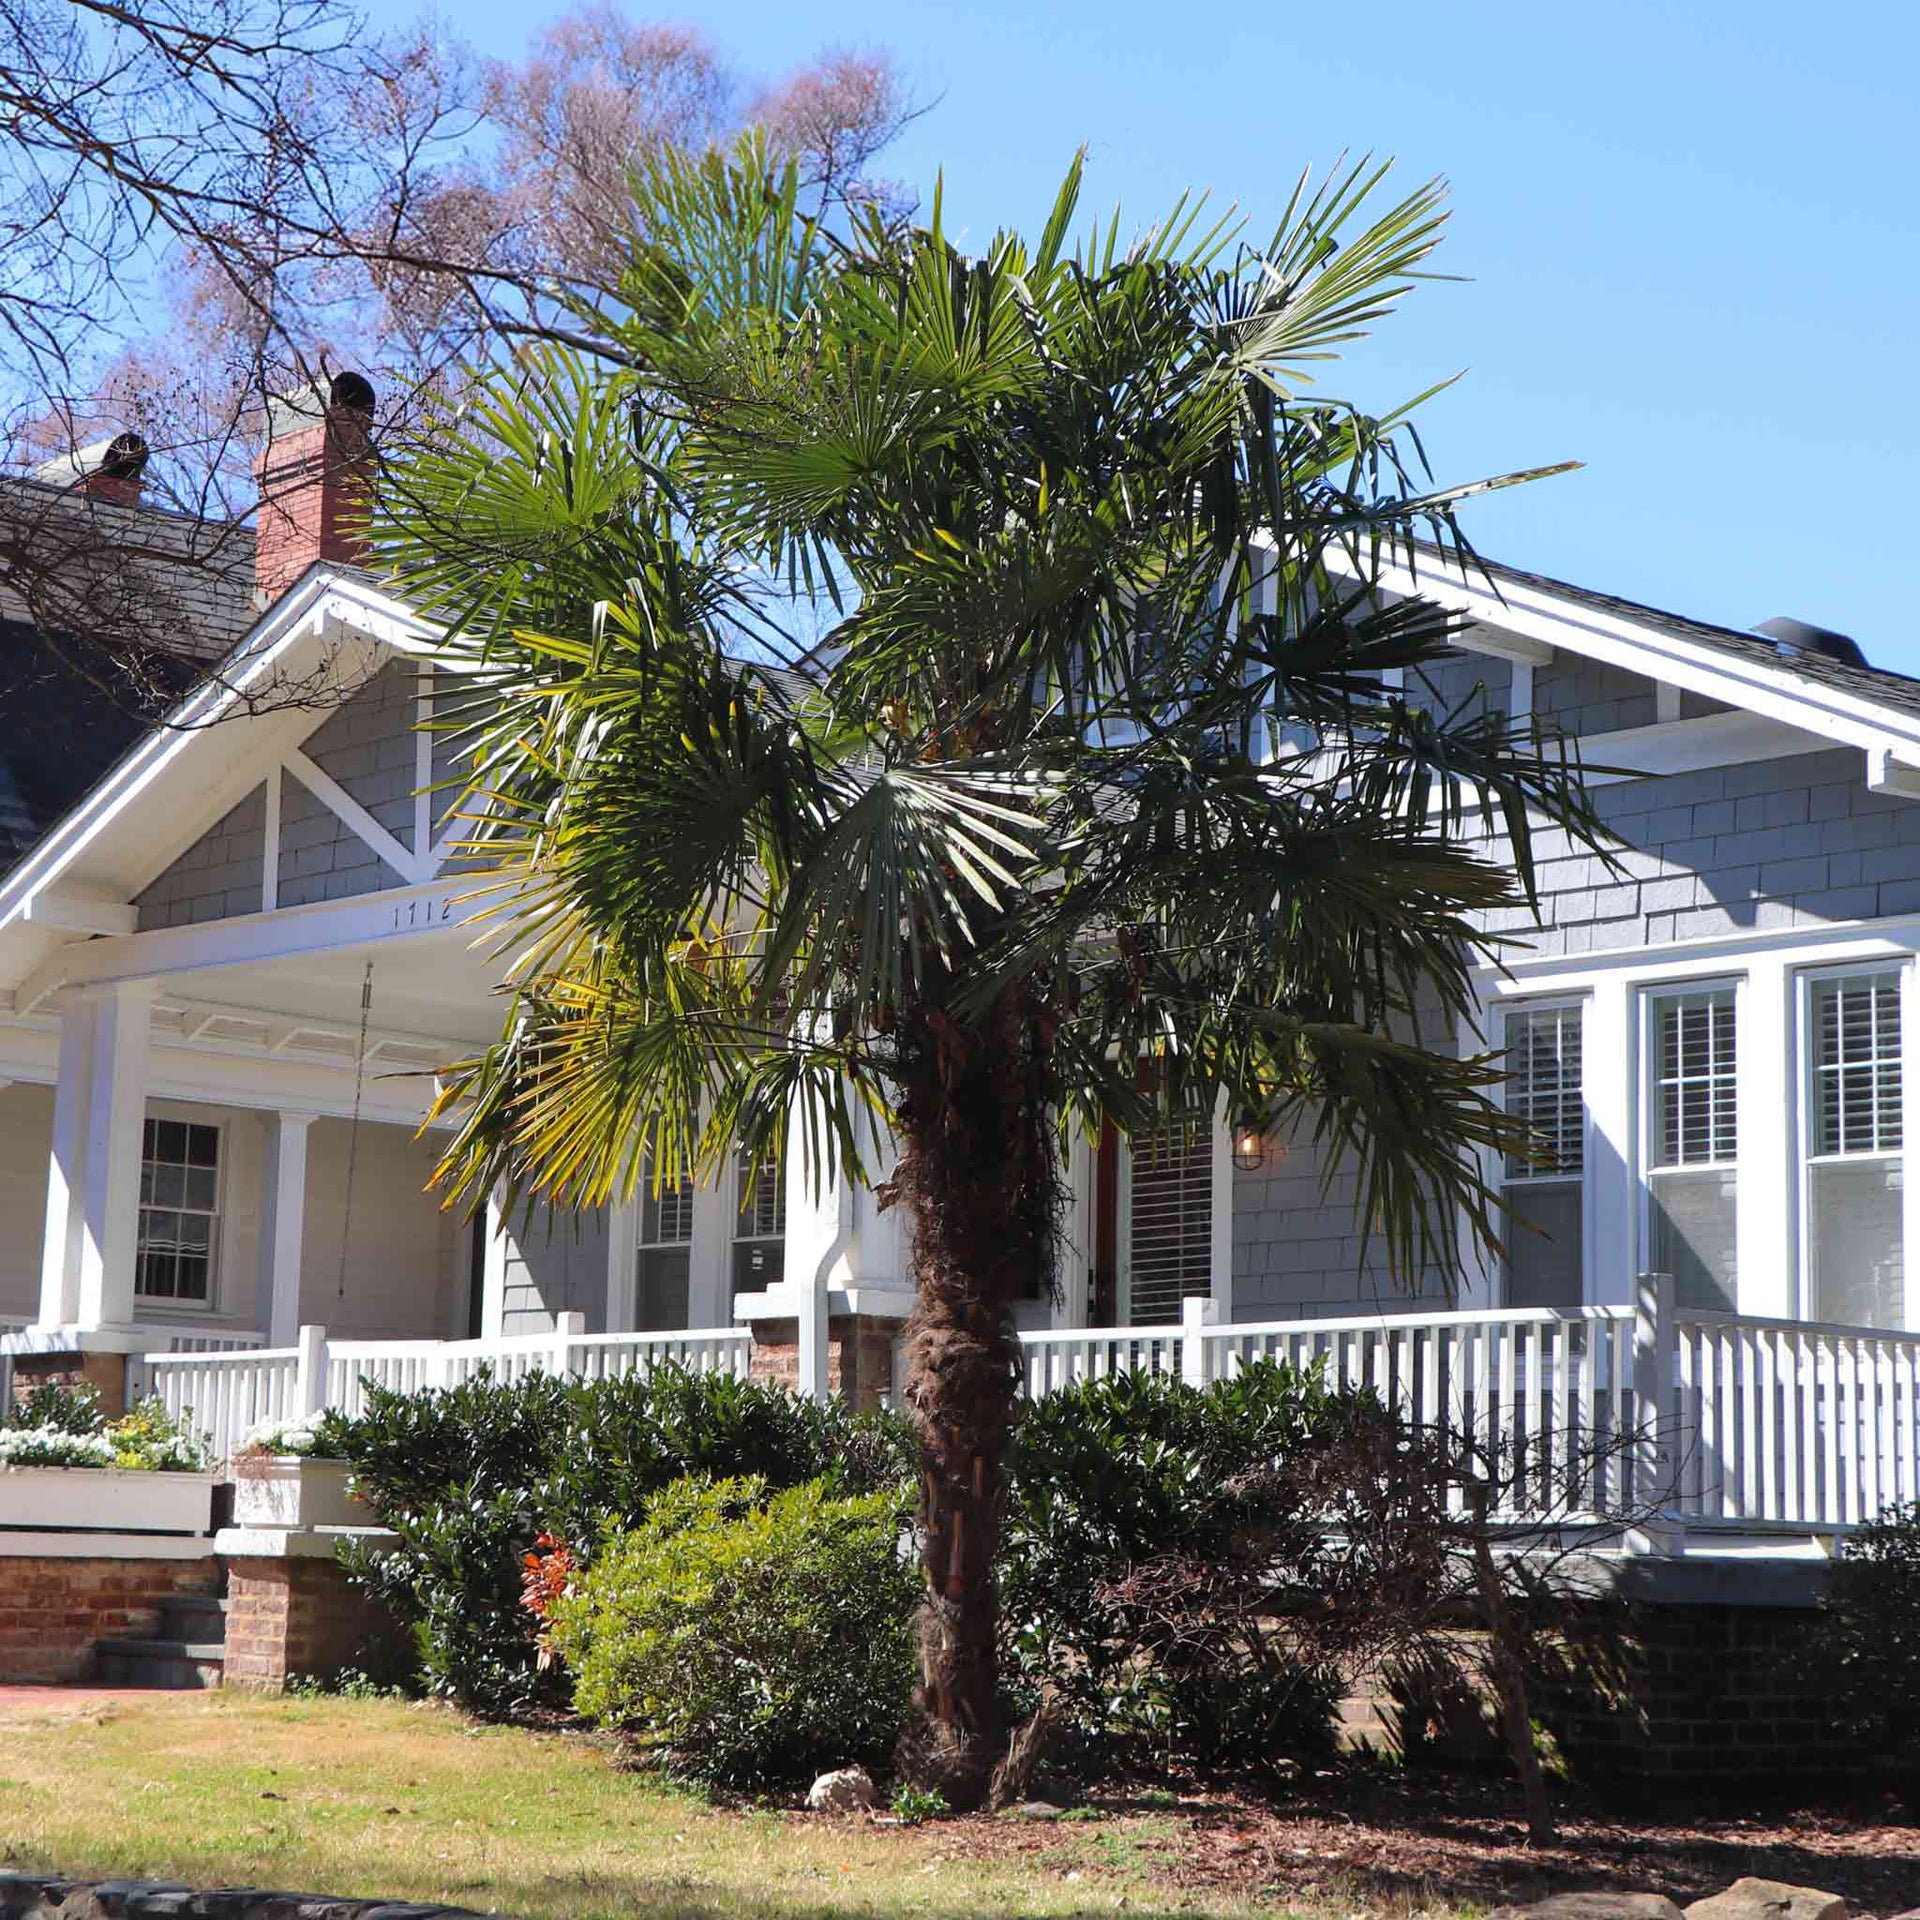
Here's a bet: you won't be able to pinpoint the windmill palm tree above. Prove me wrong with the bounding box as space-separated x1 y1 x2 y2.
375 140 1599 1805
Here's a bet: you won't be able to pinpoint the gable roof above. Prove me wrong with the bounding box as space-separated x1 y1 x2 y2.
0 476 262 869
1468 553 1920 727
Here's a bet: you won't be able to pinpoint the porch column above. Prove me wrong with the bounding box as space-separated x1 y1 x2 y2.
782 1105 844 1401
37 997 94 1326
260 1111 317 1346
1583 976 1634 1308
478 1192 510 1337
38 982 154 1333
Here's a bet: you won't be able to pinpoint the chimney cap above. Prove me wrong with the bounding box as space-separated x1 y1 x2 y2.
1754 616 1868 670
265 369 377 441
330 370 376 413
34 430 151 490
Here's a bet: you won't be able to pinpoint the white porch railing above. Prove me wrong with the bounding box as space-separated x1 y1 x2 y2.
120 1286 1920 1539
132 1315 753 1466
1022 1289 1920 1534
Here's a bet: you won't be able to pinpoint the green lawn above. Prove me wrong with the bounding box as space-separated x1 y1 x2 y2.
0 1691 1335 1920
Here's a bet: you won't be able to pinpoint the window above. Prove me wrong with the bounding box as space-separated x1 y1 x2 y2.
1125 1113 1213 1324
1645 988 1738 1310
635 1163 694 1331
136 1118 220 1304
1502 1004 1584 1308
732 1139 786 1295
1804 971 1904 1328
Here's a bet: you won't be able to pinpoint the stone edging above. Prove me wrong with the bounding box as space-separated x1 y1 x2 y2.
0 1874 493 1917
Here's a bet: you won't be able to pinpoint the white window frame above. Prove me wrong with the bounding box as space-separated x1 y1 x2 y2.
1792 958 1912 1327
135 1112 224 1313
730 1137 788 1299
1496 994 1590 1309
1635 979 1741 1309
1479 921 1920 1325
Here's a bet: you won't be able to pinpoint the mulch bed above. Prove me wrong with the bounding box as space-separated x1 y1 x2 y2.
864 1771 1920 1916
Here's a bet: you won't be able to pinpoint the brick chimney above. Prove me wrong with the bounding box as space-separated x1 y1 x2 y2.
34 430 150 507
252 371 376 605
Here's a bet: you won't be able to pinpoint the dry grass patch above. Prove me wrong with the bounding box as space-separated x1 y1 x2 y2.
0 1691 1304 1920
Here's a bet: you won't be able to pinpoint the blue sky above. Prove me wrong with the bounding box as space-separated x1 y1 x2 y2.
403 0 1920 674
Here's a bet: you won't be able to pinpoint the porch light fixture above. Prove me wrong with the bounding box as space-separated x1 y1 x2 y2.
1232 1117 1268 1172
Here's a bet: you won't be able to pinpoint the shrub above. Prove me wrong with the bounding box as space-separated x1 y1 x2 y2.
3 1379 104 1435
999 1360 1362 1779
1821 1499 1920 1794
545 1476 918 1789
337 1365 912 1715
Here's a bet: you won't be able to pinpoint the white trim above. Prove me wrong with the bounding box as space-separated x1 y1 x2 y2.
0 1530 216 1561
1577 709 1834 782
1737 954 1794 1319
282 749 428 887
1373 555 1920 769
261 765 281 914
1866 744 1920 799
20 892 137 937
1477 912 1920 985
14 878 489 1006
606 1195 639 1333
1793 958 1910 1330
1507 659 1534 722
1635 978 1741 1311
1208 1100 1233 1321
0 570 449 931
260 1110 316 1345
413 664 434 860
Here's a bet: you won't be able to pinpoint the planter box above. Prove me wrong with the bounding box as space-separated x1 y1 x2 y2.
0 1466 216 1535
230 1457 363 1530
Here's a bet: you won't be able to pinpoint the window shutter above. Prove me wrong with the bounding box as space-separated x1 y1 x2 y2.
1507 1006 1584 1178
641 1166 694 1245
1656 991 1737 1167
1814 976 1903 1157
1128 1116 1213 1324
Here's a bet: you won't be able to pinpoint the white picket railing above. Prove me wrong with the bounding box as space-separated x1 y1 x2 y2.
119 1287 1920 1539
1673 1312 1920 1529
133 1342 303 1460
136 1316 753 1465
1016 1288 1920 1533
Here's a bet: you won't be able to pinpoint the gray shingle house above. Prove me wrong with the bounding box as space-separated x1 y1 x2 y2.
3 389 1918 1543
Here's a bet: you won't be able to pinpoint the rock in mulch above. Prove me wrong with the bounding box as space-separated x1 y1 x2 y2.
1489 1894 1685 1920
806 1765 878 1813
1686 1881 1848 1920
0 1877 492 1918
1002 1800 1066 1822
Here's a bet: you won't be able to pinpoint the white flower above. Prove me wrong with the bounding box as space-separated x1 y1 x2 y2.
240 1414 336 1457
0 1426 116 1468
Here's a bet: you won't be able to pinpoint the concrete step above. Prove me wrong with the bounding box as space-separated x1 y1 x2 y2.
94 1637 225 1691
156 1593 228 1640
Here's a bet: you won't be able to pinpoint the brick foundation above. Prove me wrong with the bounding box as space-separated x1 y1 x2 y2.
746 1313 901 1411
0 1555 217 1683
1391 1594 1860 1792
1537 1599 1855 1789
221 1554 411 1690
9 1349 129 1418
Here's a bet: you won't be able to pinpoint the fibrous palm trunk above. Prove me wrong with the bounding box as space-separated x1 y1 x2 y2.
892 983 1058 1811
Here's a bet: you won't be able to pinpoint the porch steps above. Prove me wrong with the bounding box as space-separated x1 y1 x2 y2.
94 1593 227 1689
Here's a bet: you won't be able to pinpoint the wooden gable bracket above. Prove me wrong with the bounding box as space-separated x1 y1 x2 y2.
1865 745 1920 801
280 748 438 887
